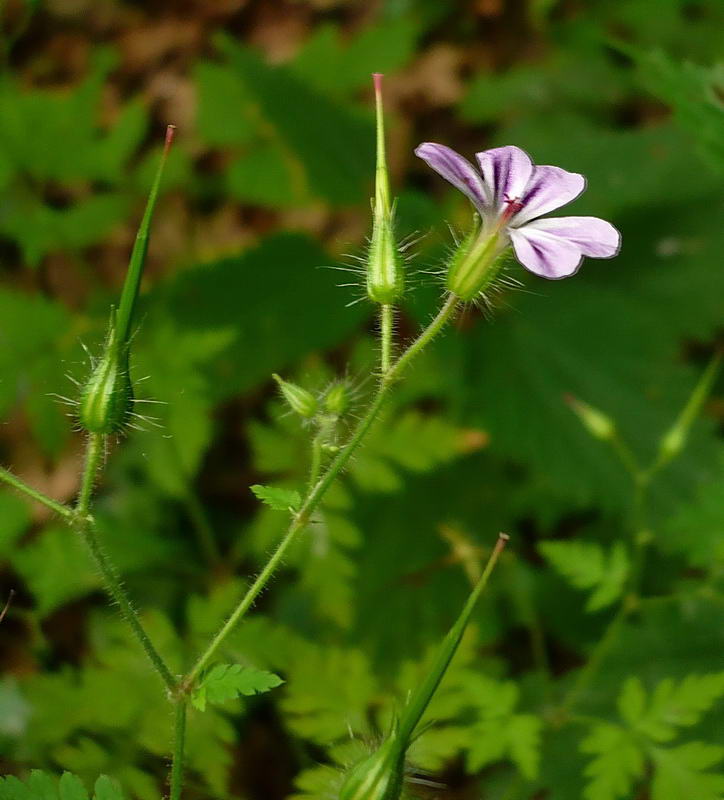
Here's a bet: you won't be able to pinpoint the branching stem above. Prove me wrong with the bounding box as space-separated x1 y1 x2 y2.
181 294 459 693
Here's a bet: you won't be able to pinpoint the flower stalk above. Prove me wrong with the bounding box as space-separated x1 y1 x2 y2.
339 533 509 800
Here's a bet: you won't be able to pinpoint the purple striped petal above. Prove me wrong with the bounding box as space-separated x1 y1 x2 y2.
523 216 621 258
509 226 583 279
513 166 586 225
476 146 533 210
415 142 490 211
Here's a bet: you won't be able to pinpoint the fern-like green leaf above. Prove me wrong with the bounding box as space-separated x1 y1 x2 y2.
580 723 645 800
192 663 283 711
539 539 630 611
651 742 724 800
250 484 301 512
0 772 123 800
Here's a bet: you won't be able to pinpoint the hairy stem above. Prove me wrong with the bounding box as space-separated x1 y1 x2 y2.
0 466 73 520
74 433 176 691
76 433 104 516
380 303 394 374
76 517 177 691
181 294 460 692
169 700 187 800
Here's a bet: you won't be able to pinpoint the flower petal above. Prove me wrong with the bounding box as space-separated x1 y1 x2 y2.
509 226 583 279
523 216 621 258
476 146 533 210
513 166 586 225
415 142 490 211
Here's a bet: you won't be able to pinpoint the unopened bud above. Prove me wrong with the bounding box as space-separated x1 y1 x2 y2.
366 74 404 305
272 374 317 418
324 382 348 416
78 126 175 435
446 223 509 300
565 395 616 441
79 312 133 434
339 725 406 800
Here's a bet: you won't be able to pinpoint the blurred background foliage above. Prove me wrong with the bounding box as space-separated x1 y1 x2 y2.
0 0 723 798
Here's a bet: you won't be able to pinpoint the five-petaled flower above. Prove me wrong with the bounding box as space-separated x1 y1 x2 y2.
415 143 621 281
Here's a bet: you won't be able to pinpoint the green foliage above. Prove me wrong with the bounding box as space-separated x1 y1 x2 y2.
539 540 630 611
462 675 543 780
250 484 302 512
197 37 373 207
0 50 147 265
291 19 420 98
0 772 124 800
581 674 724 800
191 663 283 711
634 49 724 171
2 3 724 799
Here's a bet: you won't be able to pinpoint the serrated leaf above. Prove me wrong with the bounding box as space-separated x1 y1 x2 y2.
57 774 88 800
291 19 420 98
650 742 724 800
539 539 629 611
581 723 645 800
250 484 301 512
198 38 373 205
192 663 283 711
353 411 468 493
0 773 122 800
628 673 724 742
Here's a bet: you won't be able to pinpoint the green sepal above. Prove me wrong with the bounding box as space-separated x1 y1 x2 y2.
445 222 508 301
339 719 406 800
325 381 349 415
272 374 318 418
77 126 175 436
366 74 404 305
78 309 133 434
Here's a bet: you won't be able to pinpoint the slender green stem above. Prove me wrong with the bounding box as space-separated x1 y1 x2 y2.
398 532 509 743
307 434 324 492
183 488 220 565
77 517 177 691
561 475 651 714
74 433 176 691
380 303 394 374
169 700 187 800
77 433 104 516
181 295 460 692
609 432 641 480
560 600 629 714
0 466 73 519
390 294 458 379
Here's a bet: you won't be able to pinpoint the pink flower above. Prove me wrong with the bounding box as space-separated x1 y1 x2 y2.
415 143 621 279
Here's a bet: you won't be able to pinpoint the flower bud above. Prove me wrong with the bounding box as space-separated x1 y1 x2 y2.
655 351 721 469
446 222 509 301
79 311 133 434
77 126 175 436
366 74 404 305
339 724 406 800
324 382 348 416
565 395 616 441
272 374 317 419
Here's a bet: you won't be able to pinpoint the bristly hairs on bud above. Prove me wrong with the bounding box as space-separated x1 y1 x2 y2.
338 533 510 800
366 73 404 307
78 126 176 435
272 374 318 419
